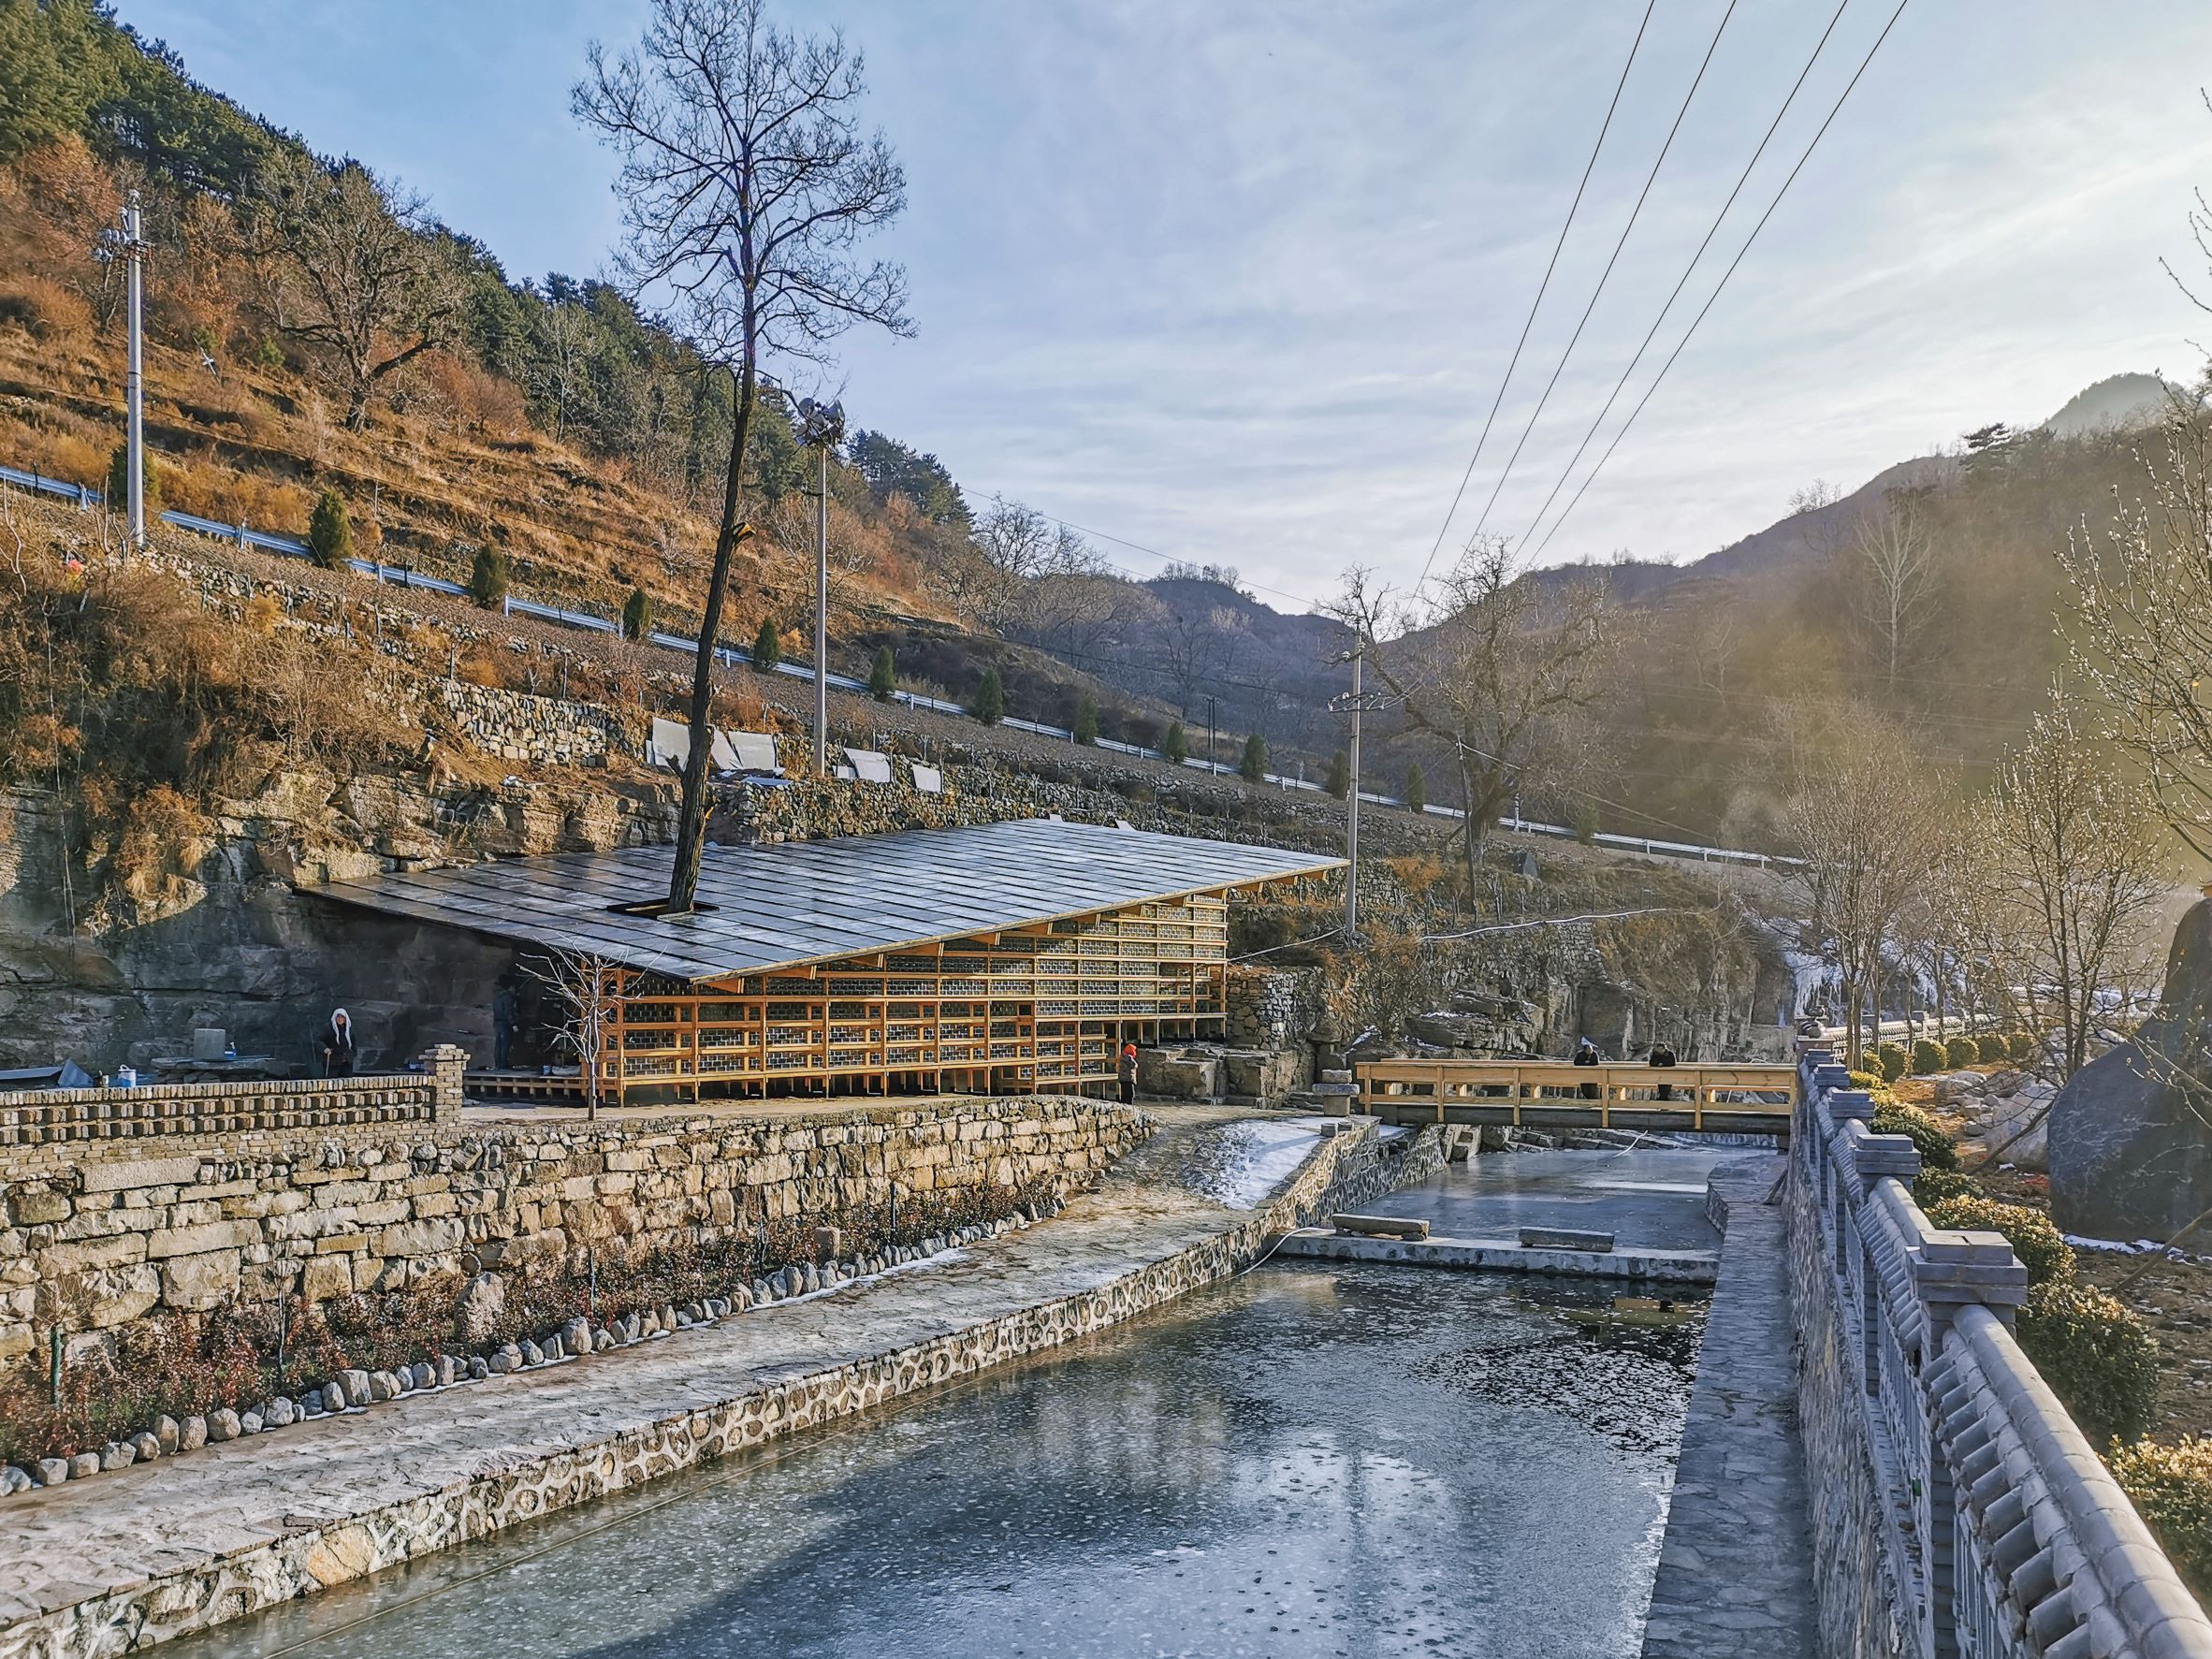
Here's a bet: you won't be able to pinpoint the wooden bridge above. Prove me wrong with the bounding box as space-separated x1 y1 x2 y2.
1355 1058 1798 1141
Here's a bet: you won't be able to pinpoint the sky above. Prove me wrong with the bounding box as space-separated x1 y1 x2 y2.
119 0 2212 613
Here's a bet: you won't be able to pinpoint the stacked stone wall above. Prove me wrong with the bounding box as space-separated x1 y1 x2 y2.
415 678 643 769
0 1096 1147 1371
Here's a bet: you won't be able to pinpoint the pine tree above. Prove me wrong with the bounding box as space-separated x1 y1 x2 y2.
469 545 510 609
751 616 781 672
1326 748 1350 799
1404 763 1426 815
868 645 895 702
1162 720 1187 764
105 444 159 519
621 586 653 640
1241 734 1269 783
1073 694 1099 746
307 489 352 570
970 665 1005 725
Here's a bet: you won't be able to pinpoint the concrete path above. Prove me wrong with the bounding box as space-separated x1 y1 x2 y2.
0 1108 1343 1659
1640 1158 1816 1659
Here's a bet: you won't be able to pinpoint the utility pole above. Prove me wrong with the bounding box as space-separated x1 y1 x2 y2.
115 192 149 547
814 436 829 777
1346 640 1361 939
1208 697 1218 777
1328 635 1393 945
790 397 846 778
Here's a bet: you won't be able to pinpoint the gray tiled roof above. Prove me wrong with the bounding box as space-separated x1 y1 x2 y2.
313 818 1342 982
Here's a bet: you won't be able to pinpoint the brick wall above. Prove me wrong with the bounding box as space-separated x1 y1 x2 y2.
0 1095 1147 1369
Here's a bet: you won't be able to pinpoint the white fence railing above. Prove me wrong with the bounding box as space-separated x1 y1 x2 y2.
1796 1049 2211 1658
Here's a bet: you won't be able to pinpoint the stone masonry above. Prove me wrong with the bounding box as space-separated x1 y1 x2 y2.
0 1084 1146 1372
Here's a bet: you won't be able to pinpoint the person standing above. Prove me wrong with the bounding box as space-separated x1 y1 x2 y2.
1117 1041 1138 1106
314 1008 357 1078
1647 1040 1679 1100
1572 1037 1602 1101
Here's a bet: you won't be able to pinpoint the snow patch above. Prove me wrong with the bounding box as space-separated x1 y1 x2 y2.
1193 1117 1329 1211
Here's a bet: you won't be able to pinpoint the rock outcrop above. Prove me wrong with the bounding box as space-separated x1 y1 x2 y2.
2049 899 2212 1240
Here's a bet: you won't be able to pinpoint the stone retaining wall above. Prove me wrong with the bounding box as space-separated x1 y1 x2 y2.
414 678 643 769
0 1096 1146 1371
0 1116 1419 1659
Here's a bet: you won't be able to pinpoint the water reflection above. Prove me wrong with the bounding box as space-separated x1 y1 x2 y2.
185 1265 1704 1659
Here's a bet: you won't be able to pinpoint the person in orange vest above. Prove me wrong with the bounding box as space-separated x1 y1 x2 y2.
1118 1041 1138 1106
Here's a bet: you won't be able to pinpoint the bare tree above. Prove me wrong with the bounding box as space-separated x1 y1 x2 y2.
1963 703 2170 1080
972 496 1057 581
520 947 622 1120
1338 537 1618 897
1846 488 1939 691
250 153 465 428
575 0 910 914
2062 394 2212 860
534 297 595 441
1777 706 1946 1067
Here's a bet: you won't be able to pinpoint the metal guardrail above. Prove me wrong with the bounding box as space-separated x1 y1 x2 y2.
1 460 1797 866
1796 1049 2212 1659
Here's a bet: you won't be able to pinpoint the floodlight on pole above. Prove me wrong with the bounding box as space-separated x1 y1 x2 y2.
792 397 847 778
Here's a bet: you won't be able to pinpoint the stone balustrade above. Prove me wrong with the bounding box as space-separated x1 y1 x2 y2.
1791 1048 2212 1659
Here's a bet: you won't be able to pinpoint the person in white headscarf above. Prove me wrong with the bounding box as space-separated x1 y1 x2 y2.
313 1008 357 1077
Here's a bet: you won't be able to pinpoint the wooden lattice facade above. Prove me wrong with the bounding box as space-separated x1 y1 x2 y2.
318 818 1342 1108
598 891 1229 1103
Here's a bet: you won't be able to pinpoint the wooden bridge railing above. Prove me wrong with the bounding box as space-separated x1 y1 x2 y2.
1355 1058 1797 1133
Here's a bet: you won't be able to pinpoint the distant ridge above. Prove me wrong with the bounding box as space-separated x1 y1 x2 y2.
2040 371 2182 437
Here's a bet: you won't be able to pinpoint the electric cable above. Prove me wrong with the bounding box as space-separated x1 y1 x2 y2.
1413 0 1658 593
1530 0 1915 561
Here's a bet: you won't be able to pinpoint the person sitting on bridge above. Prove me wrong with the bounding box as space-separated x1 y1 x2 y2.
1572 1037 1601 1100
1647 1041 1679 1100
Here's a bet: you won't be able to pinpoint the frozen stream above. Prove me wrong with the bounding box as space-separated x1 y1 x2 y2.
180 1251 1705 1659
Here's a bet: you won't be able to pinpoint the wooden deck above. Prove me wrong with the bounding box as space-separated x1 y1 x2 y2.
1356 1058 1797 1140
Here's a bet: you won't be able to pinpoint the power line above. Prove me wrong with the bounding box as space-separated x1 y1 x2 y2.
1531 0 1914 562
1463 0 1739 546
1510 0 1856 554
1413 0 1657 594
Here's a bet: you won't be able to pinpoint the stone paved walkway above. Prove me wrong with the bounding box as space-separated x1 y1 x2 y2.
0 1108 1334 1659
1640 1157 1817 1659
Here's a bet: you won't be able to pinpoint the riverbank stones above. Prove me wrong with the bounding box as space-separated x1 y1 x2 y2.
129 1433 161 1463
67 1452 98 1478
36 1458 67 1487
181 1416 207 1450
98 1443 133 1472
206 1409 240 1443
154 1416 180 1454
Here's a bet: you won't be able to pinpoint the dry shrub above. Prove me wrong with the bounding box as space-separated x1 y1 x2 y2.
240 592 283 634
457 645 508 689
109 784 213 904
41 432 106 488
710 684 767 731
0 276 93 340
0 137 122 268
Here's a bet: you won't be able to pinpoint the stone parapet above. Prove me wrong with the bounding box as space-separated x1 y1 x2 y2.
1786 1048 2212 1659
0 1054 450 1157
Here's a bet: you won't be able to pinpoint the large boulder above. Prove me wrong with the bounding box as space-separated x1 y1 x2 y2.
2049 899 2212 1240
